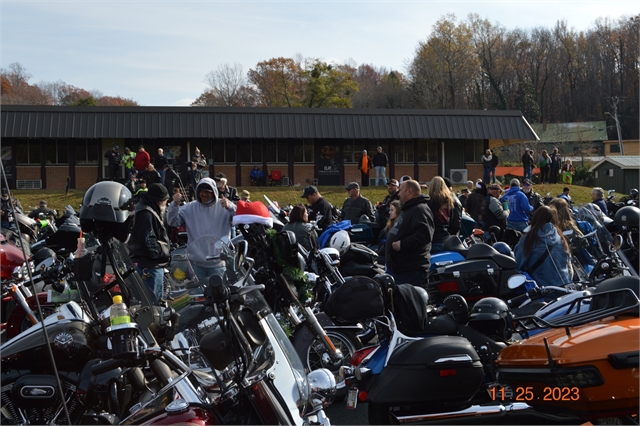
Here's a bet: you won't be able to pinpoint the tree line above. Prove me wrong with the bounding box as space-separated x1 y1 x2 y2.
0 63 138 106
2 13 638 139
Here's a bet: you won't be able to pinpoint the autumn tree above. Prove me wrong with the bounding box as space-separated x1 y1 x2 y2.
300 60 358 108
247 57 304 107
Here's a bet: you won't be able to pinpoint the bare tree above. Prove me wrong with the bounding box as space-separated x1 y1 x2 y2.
204 63 247 107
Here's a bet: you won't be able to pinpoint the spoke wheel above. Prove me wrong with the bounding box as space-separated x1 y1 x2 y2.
305 330 361 392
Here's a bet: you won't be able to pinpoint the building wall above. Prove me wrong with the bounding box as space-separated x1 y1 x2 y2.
604 140 640 156
466 164 484 182
393 164 414 182
16 166 40 180
417 164 439 183
344 165 361 186
46 167 69 189
593 163 624 193
292 165 315 186
213 165 237 186
76 166 99 189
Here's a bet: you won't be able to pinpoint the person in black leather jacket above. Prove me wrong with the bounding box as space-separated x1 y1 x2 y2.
128 183 171 300
385 180 434 286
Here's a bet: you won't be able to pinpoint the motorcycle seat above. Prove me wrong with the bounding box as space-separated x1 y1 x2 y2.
443 236 469 257
466 243 517 269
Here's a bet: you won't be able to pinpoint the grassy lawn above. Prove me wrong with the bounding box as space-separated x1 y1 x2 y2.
9 183 610 216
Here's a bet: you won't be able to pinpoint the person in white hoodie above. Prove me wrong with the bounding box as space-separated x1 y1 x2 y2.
167 177 236 278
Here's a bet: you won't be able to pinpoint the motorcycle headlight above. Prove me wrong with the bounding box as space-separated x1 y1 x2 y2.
307 368 337 409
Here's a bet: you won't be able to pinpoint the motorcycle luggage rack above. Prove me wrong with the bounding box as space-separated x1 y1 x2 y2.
515 288 639 334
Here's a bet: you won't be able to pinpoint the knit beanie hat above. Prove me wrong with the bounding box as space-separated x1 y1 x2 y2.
147 183 169 203
232 200 273 228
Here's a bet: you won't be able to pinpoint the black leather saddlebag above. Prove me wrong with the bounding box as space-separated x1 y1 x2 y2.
324 277 385 322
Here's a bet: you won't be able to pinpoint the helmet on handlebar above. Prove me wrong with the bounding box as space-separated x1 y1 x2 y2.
630 189 639 199
614 206 640 229
468 297 513 341
328 230 350 255
80 181 134 241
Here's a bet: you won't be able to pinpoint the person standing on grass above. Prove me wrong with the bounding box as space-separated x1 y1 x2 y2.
550 147 561 184
522 148 534 181
358 150 372 187
372 146 388 186
122 147 136 178
538 150 551 184
154 148 168 185
134 145 151 175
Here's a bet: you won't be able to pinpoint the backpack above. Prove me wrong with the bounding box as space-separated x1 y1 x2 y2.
324 277 385 322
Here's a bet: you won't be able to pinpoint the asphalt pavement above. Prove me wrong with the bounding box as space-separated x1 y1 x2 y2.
326 398 368 425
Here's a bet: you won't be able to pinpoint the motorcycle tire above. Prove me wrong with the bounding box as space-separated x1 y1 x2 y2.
302 330 362 398
19 305 57 334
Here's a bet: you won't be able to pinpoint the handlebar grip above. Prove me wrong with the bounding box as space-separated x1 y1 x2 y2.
90 358 124 375
209 275 227 302
508 292 530 307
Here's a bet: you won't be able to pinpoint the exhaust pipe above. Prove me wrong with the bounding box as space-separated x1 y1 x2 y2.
393 402 533 424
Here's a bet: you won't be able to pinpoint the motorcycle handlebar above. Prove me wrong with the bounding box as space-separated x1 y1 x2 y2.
90 358 125 375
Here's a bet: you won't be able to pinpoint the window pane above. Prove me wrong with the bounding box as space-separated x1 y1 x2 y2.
303 139 313 163
294 141 304 163
266 141 277 163
277 140 287 163
252 140 263 163
29 141 41 165
58 140 69 164
225 141 236 163
212 140 224 163
417 139 429 163
45 141 57 164
353 143 364 163
87 140 98 163
343 141 354 163
76 141 86 164
17 142 28 164
239 141 251 163
405 140 414 163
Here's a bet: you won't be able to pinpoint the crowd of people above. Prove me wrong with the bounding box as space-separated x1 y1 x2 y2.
39 143 606 297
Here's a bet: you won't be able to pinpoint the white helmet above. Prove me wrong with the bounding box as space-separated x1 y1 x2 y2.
329 230 350 255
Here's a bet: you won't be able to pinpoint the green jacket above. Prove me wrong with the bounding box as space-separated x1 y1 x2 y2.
122 152 136 169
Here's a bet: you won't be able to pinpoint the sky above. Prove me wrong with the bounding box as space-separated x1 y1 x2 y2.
2 0 638 106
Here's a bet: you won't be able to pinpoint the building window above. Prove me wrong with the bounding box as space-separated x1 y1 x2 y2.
266 140 288 163
464 140 484 163
343 141 364 163
607 169 614 177
417 139 438 163
16 140 41 165
46 140 69 164
394 140 414 163
594 171 598 179
212 140 237 164
610 145 620 153
239 140 263 163
75 140 98 164
294 139 314 163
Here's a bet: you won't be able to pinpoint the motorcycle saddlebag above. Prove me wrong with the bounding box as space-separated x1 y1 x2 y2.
324 277 385 322
340 243 378 264
367 336 483 405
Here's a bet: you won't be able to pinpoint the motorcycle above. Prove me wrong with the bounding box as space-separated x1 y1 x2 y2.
496 276 640 423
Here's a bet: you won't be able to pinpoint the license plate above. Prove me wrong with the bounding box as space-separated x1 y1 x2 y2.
346 388 358 410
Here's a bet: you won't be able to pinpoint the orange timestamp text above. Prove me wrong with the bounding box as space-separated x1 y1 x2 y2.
489 386 580 401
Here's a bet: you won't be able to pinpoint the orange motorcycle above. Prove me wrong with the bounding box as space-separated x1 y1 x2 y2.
496 276 639 423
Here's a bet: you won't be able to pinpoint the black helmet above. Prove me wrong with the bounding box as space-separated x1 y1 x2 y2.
468 297 513 341
615 206 640 229
630 189 639 199
80 181 133 241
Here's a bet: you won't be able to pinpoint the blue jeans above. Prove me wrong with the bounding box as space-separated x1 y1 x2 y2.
390 269 427 287
191 263 226 281
490 168 496 183
483 168 491 183
375 166 387 186
158 169 166 185
136 266 164 300
523 167 532 181
507 220 528 232
431 242 445 254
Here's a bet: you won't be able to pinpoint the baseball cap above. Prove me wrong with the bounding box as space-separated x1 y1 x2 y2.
114 146 119 150
488 184 502 191
125 147 130 151
399 175 412 184
301 185 319 198
346 182 360 190
523 179 533 187
387 179 399 187
214 172 227 181
39 200 47 206
510 178 521 187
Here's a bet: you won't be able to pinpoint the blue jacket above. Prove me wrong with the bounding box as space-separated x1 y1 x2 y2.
514 223 572 286
501 187 533 222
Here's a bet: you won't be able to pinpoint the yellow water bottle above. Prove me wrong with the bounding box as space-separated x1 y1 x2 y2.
109 295 131 326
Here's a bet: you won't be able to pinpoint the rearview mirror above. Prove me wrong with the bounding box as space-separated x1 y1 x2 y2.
507 274 527 289
235 240 248 271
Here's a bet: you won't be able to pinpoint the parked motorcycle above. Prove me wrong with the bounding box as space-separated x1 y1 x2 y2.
496 276 640 423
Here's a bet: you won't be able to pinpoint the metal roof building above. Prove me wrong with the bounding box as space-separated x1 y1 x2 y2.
1 106 538 190
589 156 640 194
